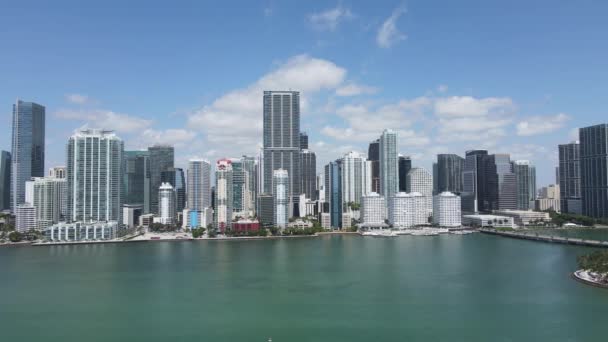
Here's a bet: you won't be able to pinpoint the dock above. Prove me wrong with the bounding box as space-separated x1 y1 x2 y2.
480 229 608 248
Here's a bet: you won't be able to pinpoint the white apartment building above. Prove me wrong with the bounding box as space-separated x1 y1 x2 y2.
433 192 462 227
273 169 289 229
45 221 118 241
158 182 176 225
407 167 433 219
15 204 36 232
389 192 427 228
361 192 386 228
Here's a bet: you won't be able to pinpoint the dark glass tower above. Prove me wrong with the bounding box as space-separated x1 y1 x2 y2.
11 100 45 212
124 150 151 212
367 139 380 193
161 167 186 213
558 142 582 214
299 132 309 150
398 155 412 192
580 124 608 218
301 149 317 200
0 151 10 210
148 145 174 215
263 91 301 205
324 160 342 229
437 154 464 194
462 150 487 213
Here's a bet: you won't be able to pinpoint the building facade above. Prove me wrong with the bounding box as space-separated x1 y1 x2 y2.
148 145 174 215
15 203 36 232
161 168 185 214
368 139 380 193
45 221 118 241
0 151 10 211
513 160 536 210
398 155 412 193
158 182 176 225
361 192 385 226
580 124 608 218
341 151 372 206
300 149 317 201
11 100 45 212
437 154 464 194
273 169 289 229
407 167 433 218
379 129 398 201
26 177 67 230
187 159 212 212
124 150 151 212
214 159 233 232
433 192 461 227
67 129 123 223
558 142 582 214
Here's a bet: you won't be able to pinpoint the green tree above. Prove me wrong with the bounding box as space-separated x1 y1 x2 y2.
8 231 22 243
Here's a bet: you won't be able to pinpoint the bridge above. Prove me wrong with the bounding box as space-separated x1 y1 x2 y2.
480 229 608 248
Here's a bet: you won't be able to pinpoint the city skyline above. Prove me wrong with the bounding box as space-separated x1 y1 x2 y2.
2 1 607 187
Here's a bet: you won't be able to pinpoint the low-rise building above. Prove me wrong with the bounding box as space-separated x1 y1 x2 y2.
288 219 313 229
45 221 119 241
15 204 36 232
232 219 260 232
182 208 213 229
320 213 331 229
139 214 155 228
462 215 515 228
535 198 560 213
123 204 143 229
492 210 550 226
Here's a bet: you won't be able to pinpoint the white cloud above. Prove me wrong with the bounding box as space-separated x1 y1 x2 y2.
377 4 407 48
308 4 354 31
335 82 378 96
65 93 94 105
516 113 570 136
54 109 153 133
138 128 198 148
435 96 514 117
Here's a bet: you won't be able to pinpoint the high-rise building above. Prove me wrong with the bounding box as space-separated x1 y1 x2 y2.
161 168 185 213
263 91 301 206
241 156 258 214
15 203 36 232
462 150 488 213
580 124 608 218
494 154 517 211
361 192 385 226
48 166 66 179
124 150 151 212
325 160 342 228
26 177 67 230
67 129 123 223
158 182 176 225
148 145 174 215
379 129 398 201
341 151 372 206
513 160 536 210
231 159 251 217
214 159 233 232
299 132 309 150
368 139 380 193
398 155 411 192
389 192 427 228
258 193 274 227
300 149 317 201
407 167 433 218
558 142 582 214
273 169 289 229
0 151 10 211
433 192 462 227
437 154 464 194
11 100 45 212
187 159 212 211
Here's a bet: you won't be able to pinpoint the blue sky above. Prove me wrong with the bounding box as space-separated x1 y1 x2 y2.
1 0 607 186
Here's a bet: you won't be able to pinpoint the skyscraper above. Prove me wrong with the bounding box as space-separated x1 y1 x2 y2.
26 177 67 230
48 166 66 179
407 167 433 218
398 155 412 192
231 159 250 216
325 160 342 229
0 151 10 211
494 154 517 210
299 132 309 150
187 159 211 211
67 129 123 223
513 160 537 210
300 149 317 201
214 159 233 232
241 156 258 214
436 154 464 194
148 145 174 215
273 169 289 229
124 150 151 212
341 151 372 206
379 129 398 201
158 182 176 225
580 124 608 218
368 139 380 193
161 168 185 214
558 142 582 214
263 91 301 207
462 150 488 213
11 100 45 212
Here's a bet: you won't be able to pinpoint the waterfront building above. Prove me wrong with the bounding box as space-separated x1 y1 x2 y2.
389 192 427 228
558 142 582 214
325 160 342 228
368 139 380 193
436 154 464 194
462 150 488 213
288 219 313 229
158 183 176 225
320 212 331 229
342 212 352 229
535 198 560 212
361 192 386 228
67 129 123 223
124 150 151 212
44 221 118 241
232 219 261 233
182 207 212 229
398 155 412 192
492 210 550 227
379 129 398 201
11 100 45 212
273 169 289 229
187 159 212 211
0 151 11 211
15 203 36 232
26 177 67 230
214 159 233 232
494 154 517 211
579 124 608 218
513 160 536 210
406 167 433 218
462 214 515 228
148 145 174 215
231 158 251 217
341 151 372 206
258 193 274 227
122 204 142 228
139 214 155 228
48 166 66 179
263 91 301 205
161 168 186 213
301 149 317 201
241 156 258 215
433 192 461 227
300 132 309 150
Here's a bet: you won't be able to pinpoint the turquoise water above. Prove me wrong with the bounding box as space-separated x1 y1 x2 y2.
1 234 607 341
528 228 608 241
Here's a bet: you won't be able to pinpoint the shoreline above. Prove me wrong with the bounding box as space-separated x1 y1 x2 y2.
572 269 608 289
